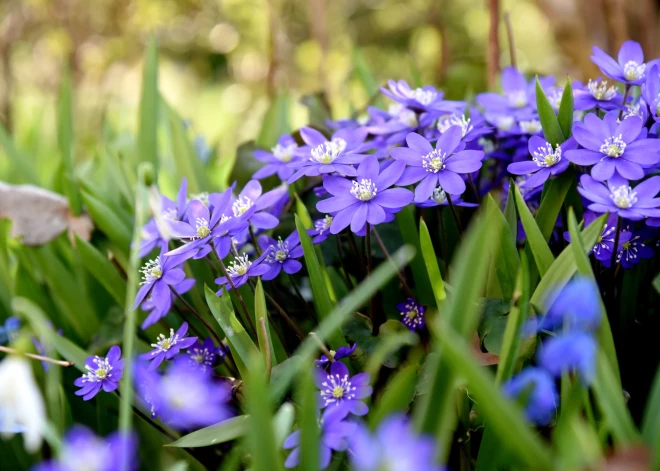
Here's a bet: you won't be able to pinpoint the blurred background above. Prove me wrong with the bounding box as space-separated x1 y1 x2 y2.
0 0 658 175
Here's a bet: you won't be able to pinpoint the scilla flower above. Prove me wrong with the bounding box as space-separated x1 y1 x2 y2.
0 355 46 451
577 174 660 220
74 346 123 400
502 368 558 426
591 40 647 85
315 361 372 416
507 136 576 188
316 156 413 234
139 323 197 370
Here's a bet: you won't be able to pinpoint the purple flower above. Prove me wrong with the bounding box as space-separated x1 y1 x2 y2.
283 406 356 469
525 278 601 335
577 174 660 220
186 338 218 372
139 323 197 370
0 317 20 345
316 156 413 234
349 414 445 471
230 180 287 230
414 187 478 208
435 111 491 143
316 361 372 416
642 64 660 121
136 360 232 430
287 127 369 183
573 78 625 111
563 211 624 266
133 247 188 314
507 136 576 188
214 252 271 295
366 104 420 145
591 40 647 85
315 344 357 366
396 298 426 331
616 226 655 268
476 67 537 117
502 368 558 426
538 332 597 385
253 135 301 181
140 278 196 330
565 111 660 180
308 215 334 244
74 346 123 401
258 231 304 280
381 80 458 113
32 426 137 471
392 129 484 199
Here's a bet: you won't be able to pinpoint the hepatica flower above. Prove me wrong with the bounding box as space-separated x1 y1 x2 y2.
573 78 624 111
502 368 558 426
349 414 445 471
316 156 412 234
186 338 218 372
564 211 625 266
316 361 372 416
538 332 597 385
642 64 660 121
253 134 300 181
577 174 660 220
616 226 655 268
287 127 369 183
508 136 575 188
476 67 537 116
381 80 455 112
133 248 187 314
436 111 490 143
0 317 20 345
139 178 189 257
309 215 334 244
396 298 426 331
392 129 484 200
215 252 270 294
284 406 356 469
415 186 478 209
591 40 647 85
140 278 195 330
258 231 304 280
230 180 287 230
566 111 660 180
139 323 197 370
316 343 357 367
74 346 123 400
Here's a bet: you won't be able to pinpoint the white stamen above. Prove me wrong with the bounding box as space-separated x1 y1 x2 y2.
227 254 252 277
232 196 253 217
431 187 447 204
509 90 528 109
422 149 448 173
83 357 113 383
310 138 347 164
623 61 645 81
189 192 209 206
151 329 180 353
495 116 515 131
532 142 562 167
437 114 473 137
267 237 290 263
411 88 437 106
588 79 617 101
350 179 377 201
600 135 626 157
519 120 543 134
320 374 355 406
271 142 297 163
610 185 637 209
195 218 210 238
315 215 333 234
140 258 163 285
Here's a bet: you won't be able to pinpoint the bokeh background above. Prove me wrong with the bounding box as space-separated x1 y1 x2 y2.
0 0 658 174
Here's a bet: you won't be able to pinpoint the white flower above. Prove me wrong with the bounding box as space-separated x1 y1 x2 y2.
0 356 46 451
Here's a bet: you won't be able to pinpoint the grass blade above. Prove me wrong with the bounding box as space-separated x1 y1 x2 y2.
535 76 565 146
514 186 554 276
557 77 574 139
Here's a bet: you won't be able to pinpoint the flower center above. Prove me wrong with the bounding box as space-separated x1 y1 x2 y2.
272 142 297 163
267 238 290 263
532 142 562 167
350 179 378 201
509 90 528 108
315 215 333 234
162 208 178 221
320 373 355 406
431 187 447 204
227 254 252 277
478 137 496 154
610 185 637 209
195 218 210 238
422 149 448 173
588 79 617 100
311 138 347 164
152 329 179 353
519 120 543 134
406 310 418 320
437 114 473 137
232 196 253 217
140 259 163 284
96 368 108 379
623 61 645 81
411 88 436 106
600 135 626 157
495 116 515 131
84 357 113 382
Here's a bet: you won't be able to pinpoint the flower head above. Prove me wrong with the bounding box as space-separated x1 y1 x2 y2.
316 361 372 416
259 231 304 280
253 134 301 181
577 174 660 220
381 80 456 112
315 344 357 366
502 368 558 426
74 346 123 401
591 40 647 85
186 338 219 372
139 323 197 370
538 332 597 385
396 298 426 331
574 78 623 111
214 252 271 295
507 136 574 188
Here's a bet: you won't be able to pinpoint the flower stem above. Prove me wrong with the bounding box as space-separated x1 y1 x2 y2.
169 286 223 346
618 84 631 120
0 345 73 367
366 223 376 334
372 226 415 299
309 332 335 363
610 216 622 271
287 273 318 322
347 231 366 275
445 193 464 235
335 235 355 290
249 226 262 256
438 210 450 276
263 290 307 340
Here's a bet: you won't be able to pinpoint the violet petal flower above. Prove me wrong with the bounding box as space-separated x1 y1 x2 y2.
573 78 625 111
577 174 660 220
616 226 655 268
392 129 484 200
74 346 124 401
133 246 189 313
591 40 647 85
139 323 198 370
502 367 558 426
396 298 426 331
317 155 413 234
186 338 218 372
538 332 597 385
308 215 335 244
315 344 357 366
507 136 576 188
214 252 271 295
380 80 460 113
316 361 372 416
566 111 660 181
230 180 287 230
253 134 301 181
258 231 304 281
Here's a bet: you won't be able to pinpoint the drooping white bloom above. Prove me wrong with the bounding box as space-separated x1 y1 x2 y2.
0 356 46 451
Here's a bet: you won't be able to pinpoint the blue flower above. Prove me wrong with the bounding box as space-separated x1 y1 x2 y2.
507 136 576 189
502 367 558 426
316 361 372 416
573 78 625 111
186 338 218 372
396 298 426 331
577 174 660 221
74 346 123 401
591 40 647 85
253 134 301 181
0 317 20 345
348 414 445 471
214 252 271 295
140 278 196 330
139 323 197 370
258 231 304 280
381 80 458 113
615 226 655 268
315 344 357 366
538 332 597 385
308 215 334 244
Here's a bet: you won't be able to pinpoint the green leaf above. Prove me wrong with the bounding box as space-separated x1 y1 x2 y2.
396 206 435 305
642 365 660 466
270 246 415 403
273 402 295 447
257 94 290 148
57 67 81 214
557 77 574 139
137 36 159 169
535 76 565 146
369 361 419 427
81 190 132 253
295 215 344 348
365 330 417 377
245 354 284 471
536 170 573 240
52 334 89 373
254 279 276 368
299 365 320 471
486 195 520 300
0 123 38 184
205 286 259 379
503 179 518 243
439 329 554 469
419 218 446 307
514 186 554 276
166 416 249 448
75 236 126 307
